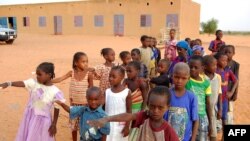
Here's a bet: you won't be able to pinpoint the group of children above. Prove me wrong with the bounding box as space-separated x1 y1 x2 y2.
0 29 239 141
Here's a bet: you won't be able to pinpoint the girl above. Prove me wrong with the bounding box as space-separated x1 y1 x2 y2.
192 45 205 56
0 62 65 141
209 30 225 53
52 52 93 141
165 28 178 61
88 86 179 141
105 66 132 141
119 51 132 70
131 48 148 78
94 48 116 101
123 61 149 141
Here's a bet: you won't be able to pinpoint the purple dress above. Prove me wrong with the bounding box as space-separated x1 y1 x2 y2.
15 78 65 141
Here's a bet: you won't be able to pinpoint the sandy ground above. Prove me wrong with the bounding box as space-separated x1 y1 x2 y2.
0 33 250 141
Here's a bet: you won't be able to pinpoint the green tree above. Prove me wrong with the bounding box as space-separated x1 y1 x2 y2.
201 18 218 35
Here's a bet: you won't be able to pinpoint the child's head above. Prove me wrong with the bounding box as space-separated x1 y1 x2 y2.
126 61 140 80
216 30 223 40
152 37 157 47
195 38 202 46
119 51 131 66
36 62 55 84
72 52 88 70
203 55 217 74
131 48 141 61
157 59 170 74
172 62 190 89
218 44 227 53
148 36 154 47
176 41 189 57
140 35 150 47
185 37 191 45
86 86 102 110
190 40 198 48
192 45 204 56
109 66 125 86
101 48 115 62
223 45 235 61
214 52 228 69
147 86 171 121
189 55 203 78
169 29 176 39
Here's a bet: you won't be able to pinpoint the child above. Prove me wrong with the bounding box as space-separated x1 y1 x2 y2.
55 87 110 141
186 56 212 141
214 53 238 136
164 62 199 141
94 48 116 102
165 28 178 61
222 45 240 124
52 52 93 141
0 62 65 141
195 38 202 46
209 30 226 53
185 37 191 46
131 48 148 78
203 55 222 141
105 66 132 141
150 59 170 87
88 86 179 141
123 61 149 140
152 37 161 64
119 51 132 70
192 45 205 56
138 35 152 76
149 36 158 79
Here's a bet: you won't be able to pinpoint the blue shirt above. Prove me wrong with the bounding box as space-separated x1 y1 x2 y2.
164 88 198 141
70 106 110 141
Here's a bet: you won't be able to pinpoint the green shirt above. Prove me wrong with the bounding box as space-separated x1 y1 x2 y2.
186 76 211 116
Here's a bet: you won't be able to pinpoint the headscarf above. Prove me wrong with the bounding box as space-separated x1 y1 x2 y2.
192 45 205 56
176 40 193 56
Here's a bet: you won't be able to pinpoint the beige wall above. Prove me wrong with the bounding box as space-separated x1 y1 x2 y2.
0 0 200 38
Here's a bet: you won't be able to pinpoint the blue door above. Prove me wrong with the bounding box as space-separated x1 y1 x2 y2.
0 17 8 28
114 15 124 36
54 16 62 35
12 17 17 30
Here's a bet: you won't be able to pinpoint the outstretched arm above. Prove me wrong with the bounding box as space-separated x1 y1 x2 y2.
0 81 25 89
48 107 59 137
88 72 94 88
51 71 72 83
55 100 70 113
121 91 132 137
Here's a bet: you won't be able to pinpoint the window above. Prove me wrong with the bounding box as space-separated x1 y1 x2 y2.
74 16 83 27
94 15 104 27
23 17 30 27
140 15 151 27
39 16 46 27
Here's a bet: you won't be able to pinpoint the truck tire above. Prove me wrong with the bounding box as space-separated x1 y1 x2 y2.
6 40 14 44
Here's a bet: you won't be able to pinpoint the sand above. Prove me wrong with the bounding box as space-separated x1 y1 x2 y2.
0 33 249 140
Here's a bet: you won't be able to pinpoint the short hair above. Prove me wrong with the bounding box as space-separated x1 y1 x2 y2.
101 48 113 56
86 86 101 97
170 28 176 33
214 52 227 60
203 55 216 66
131 48 141 55
189 55 203 64
72 52 87 69
111 66 125 76
37 62 55 79
225 45 235 53
148 86 171 105
173 62 190 75
159 59 170 67
216 29 222 35
185 37 191 42
119 51 130 60
127 61 141 71
140 35 149 42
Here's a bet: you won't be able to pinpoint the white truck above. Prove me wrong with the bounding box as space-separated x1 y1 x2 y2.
0 25 17 44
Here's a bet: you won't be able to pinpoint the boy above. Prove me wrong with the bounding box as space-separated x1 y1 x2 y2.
209 30 225 53
186 56 212 141
88 86 179 141
203 55 222 141
56 87 110 141
150 59 170 87
164 62 199 141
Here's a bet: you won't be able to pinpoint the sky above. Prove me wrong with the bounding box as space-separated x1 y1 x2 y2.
0 0 250 31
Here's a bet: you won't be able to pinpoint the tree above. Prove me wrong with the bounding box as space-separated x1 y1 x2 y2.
201 18 218 35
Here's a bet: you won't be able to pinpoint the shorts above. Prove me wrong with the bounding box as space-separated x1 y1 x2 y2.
196 115 209 141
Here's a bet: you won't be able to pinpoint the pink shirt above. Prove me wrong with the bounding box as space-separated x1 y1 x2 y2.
165 39 177 61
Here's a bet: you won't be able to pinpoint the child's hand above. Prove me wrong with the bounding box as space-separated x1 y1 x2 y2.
227 91 233 99
217 109 222 119
87 118 108 129
232 94 237 101
54 100 63 106
48 124 57 137
0 82 8 89
208 124 212 137
121 126 129 137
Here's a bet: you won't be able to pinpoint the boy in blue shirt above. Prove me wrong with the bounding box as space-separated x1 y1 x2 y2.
56 86 110 141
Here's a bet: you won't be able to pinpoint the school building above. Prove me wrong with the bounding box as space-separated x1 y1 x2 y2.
0 0 200 40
